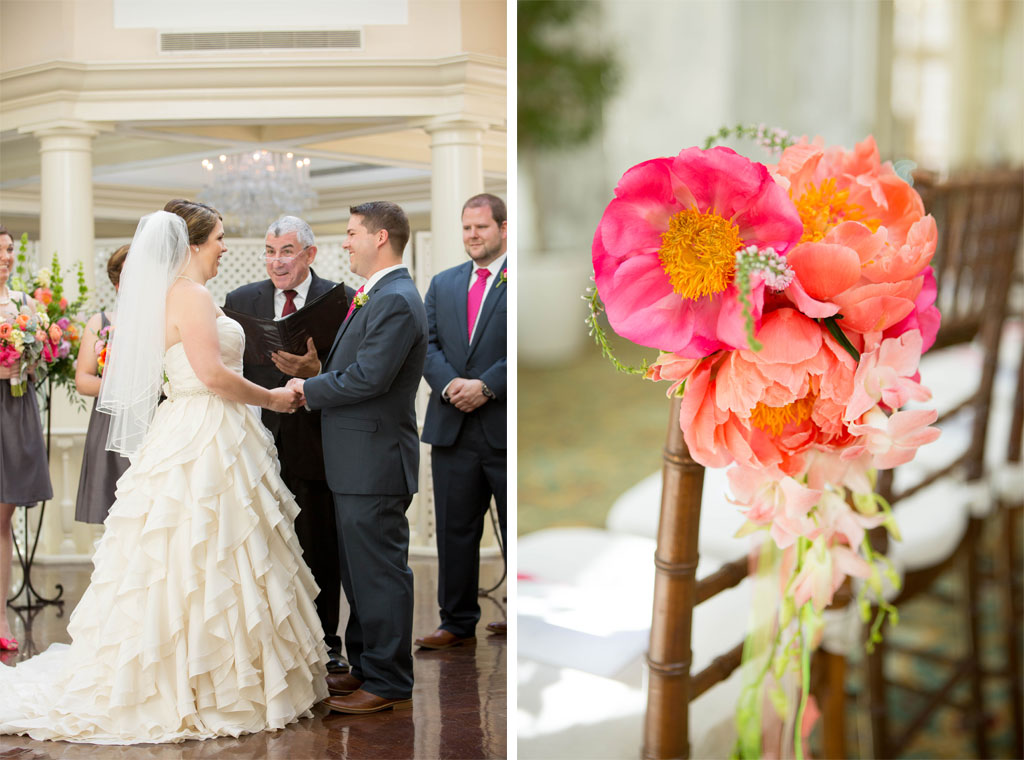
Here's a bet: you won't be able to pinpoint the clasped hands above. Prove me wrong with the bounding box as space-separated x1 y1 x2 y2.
446 378 489 413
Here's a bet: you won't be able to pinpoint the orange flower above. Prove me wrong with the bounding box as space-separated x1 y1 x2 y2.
16 313 30 330
33 288 53 305
48 323 62 342
0 323 11 341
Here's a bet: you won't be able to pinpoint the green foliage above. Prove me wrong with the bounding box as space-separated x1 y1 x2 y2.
583 286 649 376
519 1 620 151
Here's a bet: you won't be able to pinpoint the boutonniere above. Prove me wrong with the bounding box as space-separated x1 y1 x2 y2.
495 270 507 290
353 292 370 310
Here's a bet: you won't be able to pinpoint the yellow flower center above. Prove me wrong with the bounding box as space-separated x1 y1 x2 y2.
658 208 743 300
749 394 816 437
793 178 878 243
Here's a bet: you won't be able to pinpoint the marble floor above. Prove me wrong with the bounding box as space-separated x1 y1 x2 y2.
0 555 507 760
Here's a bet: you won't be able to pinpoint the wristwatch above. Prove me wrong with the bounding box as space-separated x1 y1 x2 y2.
481 382 495 400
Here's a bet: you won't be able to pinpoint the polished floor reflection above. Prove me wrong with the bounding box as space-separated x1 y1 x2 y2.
0 555 507 759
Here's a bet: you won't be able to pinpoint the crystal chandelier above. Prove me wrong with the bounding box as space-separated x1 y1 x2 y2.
198 150 318 236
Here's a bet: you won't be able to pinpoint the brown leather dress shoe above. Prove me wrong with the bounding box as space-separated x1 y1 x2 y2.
414 629 476 650
324 688 412 714
486 620 507 635
326 671 364 696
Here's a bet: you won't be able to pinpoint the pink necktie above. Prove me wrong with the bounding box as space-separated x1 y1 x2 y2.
344 286 364 322
281 289 298 317
467 268 490 340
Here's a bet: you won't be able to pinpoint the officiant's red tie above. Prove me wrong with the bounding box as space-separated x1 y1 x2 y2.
344 286 364 322
281 289 298 317
467 268 490 340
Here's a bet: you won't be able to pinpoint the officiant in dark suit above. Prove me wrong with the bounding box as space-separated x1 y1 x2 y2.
289 201 427 715
224 215 349 674
415 193 507 651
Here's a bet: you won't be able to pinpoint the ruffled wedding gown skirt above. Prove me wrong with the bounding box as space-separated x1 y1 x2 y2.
0 317 329 744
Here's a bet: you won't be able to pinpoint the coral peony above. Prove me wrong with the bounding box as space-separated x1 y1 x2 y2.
0 323 11 341
593 146 803 356
773 137 938 340
666 308 857 473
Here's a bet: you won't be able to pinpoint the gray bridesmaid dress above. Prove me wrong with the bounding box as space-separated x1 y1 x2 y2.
0 293 53 507
74 312 130 524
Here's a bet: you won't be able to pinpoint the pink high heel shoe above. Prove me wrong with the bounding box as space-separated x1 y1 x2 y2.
0 637 18 651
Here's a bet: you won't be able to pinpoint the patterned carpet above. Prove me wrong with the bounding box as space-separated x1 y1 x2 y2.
518 319 1023 759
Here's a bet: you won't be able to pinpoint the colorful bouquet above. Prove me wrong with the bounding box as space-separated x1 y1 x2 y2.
10 237 89 404
0 305 50 397
587 125 939 758
95 324 112 376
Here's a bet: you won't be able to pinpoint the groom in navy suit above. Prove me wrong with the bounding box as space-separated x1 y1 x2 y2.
415 193 507 650
288 201 427 714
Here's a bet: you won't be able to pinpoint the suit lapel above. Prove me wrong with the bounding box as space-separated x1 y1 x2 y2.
256 281 276 319
454 262 472 350
323 269 407 367
469 263 506 353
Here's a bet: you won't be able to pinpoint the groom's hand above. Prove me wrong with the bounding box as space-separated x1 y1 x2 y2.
448 378 488 413
286 377 306 408
271 337 321 378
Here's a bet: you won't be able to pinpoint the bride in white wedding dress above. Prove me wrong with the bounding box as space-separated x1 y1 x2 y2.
0 205 329 744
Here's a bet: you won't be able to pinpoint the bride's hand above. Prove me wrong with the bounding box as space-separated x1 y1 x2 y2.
267 386 301 414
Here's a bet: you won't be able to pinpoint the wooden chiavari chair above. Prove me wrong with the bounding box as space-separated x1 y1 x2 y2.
865 167 1023 759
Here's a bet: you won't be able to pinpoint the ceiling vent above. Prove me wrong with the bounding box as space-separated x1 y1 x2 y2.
160 30 362 52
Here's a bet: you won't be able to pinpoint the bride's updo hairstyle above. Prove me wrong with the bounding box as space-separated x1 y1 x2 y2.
164 199 223 246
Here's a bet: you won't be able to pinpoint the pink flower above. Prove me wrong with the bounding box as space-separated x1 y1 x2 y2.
48 323 62 343
844 407 941 469
676 308 857 474
33 288 53 305
0 344 20 367
34 330 46 344
728 464 822 549
593 146 803 356
844 330 931 421
58 298 68 311
57 317 70 329
884 267 940 352
789 537 872 612
772 136 939 340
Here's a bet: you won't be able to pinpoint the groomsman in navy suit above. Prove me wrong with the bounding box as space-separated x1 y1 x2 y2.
224 216 349 674
415 193 508 650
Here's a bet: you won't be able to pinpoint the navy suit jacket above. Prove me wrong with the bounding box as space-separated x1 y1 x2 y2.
421 259 507 450
303 269 428 496
224 269 341 480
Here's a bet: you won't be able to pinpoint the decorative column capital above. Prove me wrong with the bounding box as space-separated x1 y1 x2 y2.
18 119 110 142
422 116 490 141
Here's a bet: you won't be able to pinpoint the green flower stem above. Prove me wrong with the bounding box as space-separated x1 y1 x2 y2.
795 614 812 760
703 123 797 153
583 287 649 376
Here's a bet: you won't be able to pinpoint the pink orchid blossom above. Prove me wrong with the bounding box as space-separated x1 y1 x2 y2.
845 329 932 421
728 464 822 549
844 407 941 469
593 146 803 356
790 537 872 612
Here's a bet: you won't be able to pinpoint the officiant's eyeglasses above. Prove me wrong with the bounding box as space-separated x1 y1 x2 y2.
264 246 311 261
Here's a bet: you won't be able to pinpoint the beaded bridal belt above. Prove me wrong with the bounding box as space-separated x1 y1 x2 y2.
166 386 216 401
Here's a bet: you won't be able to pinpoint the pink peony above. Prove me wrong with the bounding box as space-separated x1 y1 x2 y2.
593 146 803 356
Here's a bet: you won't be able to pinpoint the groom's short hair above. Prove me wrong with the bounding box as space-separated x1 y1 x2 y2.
350 201 410 256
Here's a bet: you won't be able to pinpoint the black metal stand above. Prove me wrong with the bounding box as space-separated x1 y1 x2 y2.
479 502 507 597
7 377 65 612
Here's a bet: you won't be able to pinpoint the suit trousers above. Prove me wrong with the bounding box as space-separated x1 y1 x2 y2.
430 413 507 637
281 464 341 652
332 492 415 699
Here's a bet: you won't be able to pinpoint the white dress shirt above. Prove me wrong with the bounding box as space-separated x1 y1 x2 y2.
273 272 313 319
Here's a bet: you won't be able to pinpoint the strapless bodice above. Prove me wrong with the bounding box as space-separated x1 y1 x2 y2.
164 316 244 396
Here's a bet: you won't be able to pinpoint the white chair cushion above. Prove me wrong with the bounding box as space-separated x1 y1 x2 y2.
605 468 749 563
888 476 973 573
517 526 750 758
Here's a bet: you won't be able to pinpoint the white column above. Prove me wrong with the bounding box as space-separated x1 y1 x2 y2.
424 119 487 273
29 120 101 291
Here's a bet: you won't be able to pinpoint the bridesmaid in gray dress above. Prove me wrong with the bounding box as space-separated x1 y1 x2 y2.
73 245 131 524
0 225 54 652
